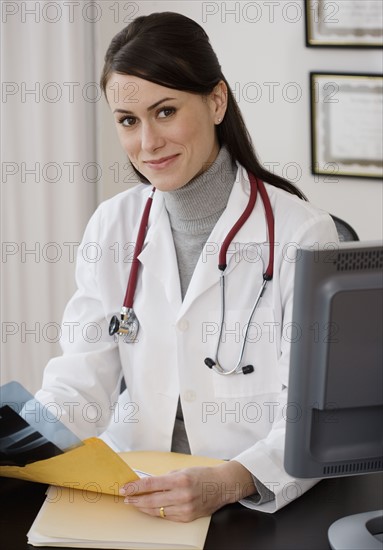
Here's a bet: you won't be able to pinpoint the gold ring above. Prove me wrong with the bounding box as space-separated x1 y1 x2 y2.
159 506 166 518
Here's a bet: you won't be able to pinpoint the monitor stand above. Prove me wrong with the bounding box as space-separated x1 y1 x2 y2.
328 510 383 550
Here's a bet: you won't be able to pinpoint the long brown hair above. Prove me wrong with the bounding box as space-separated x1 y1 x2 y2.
101 12 306 199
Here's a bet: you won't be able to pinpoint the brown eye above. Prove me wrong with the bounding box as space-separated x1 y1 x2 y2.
157 107 176 118
119 116 137 127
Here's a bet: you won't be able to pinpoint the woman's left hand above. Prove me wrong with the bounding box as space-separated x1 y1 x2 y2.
119 460 257 522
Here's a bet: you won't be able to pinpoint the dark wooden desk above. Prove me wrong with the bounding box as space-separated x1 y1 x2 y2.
1 473 382 550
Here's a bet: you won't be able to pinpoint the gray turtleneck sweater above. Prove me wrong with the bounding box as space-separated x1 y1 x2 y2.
163 145 237 299
163 146 274 505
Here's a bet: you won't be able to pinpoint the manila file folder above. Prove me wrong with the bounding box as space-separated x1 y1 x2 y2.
0 437 222 548
27 483 211 549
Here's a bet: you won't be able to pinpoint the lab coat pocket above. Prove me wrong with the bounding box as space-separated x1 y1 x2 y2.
211 307 281 398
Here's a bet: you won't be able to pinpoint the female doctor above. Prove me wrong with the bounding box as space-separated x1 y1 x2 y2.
35 12 339 521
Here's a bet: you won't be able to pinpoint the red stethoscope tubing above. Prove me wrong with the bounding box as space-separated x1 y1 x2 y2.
122 172 274 310
219 172 274 280
123 188 155 309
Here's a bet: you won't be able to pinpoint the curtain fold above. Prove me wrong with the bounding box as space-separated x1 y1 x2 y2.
1 2 99 392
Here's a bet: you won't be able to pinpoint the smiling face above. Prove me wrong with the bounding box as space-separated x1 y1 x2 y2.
106 74 227 191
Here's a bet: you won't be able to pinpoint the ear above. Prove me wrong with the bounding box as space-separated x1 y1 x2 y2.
209 80 228 124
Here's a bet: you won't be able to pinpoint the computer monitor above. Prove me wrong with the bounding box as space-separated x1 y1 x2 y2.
284 241 383 550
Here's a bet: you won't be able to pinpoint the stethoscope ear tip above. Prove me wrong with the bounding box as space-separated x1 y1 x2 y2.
242 365 254 375
204 357 216 369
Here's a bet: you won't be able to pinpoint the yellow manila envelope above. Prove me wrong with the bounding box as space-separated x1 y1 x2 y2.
0 437 139 493
0 437 225 495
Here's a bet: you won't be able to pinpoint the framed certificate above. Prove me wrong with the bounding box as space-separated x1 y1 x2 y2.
306 0 383 47
310 73 383 179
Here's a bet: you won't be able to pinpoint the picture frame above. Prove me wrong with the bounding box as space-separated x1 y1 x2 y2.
305 0 383 48
310 73 383 179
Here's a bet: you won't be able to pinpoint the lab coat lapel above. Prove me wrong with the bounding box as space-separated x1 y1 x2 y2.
178 167 267 319
137 193 182 312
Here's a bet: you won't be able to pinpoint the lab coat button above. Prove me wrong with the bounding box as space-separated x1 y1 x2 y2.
184 390 196 402
178 319 189 332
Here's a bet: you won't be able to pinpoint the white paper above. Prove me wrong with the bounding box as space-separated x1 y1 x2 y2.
329 90 383 161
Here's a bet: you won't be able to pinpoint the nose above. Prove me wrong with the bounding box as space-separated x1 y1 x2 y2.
140 121 165 153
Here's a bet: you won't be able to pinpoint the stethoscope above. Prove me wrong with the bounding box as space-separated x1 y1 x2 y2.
109 171 275 376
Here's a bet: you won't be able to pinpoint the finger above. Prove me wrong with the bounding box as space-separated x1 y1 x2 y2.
123 486 181 508
119 480 142 497
124 487 199 522
120 473 175 496
133 504 176 519
131 503 192 523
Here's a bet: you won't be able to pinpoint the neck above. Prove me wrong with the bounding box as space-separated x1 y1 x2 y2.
162 146 237 234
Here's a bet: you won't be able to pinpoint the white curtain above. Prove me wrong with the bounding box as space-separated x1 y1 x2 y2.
1 1 99 392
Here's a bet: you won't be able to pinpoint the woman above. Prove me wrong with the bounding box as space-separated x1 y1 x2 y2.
35 12 339 521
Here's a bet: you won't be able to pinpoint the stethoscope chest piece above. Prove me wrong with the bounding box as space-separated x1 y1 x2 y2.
109 307 139 343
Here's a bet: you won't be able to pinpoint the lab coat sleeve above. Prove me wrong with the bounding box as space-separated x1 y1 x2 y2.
233 213 339 513
34 205 122 441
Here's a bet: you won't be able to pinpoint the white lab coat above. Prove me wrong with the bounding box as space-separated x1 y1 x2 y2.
36 165 339 512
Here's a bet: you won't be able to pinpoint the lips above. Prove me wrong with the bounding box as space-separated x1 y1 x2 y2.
143 154 179 169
